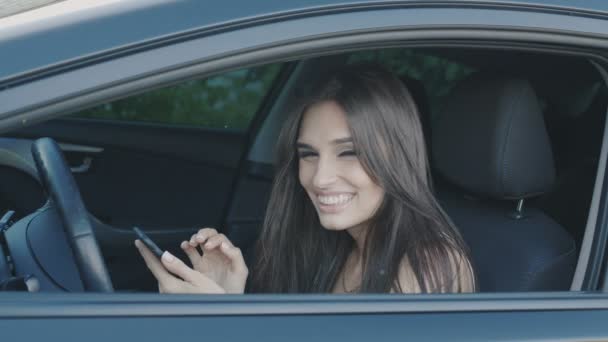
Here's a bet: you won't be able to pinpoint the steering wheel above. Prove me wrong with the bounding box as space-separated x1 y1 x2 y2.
31 138 113 292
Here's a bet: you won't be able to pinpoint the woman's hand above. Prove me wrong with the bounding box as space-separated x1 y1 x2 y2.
135 239 226 293
181 228 248 294
135 227 248 294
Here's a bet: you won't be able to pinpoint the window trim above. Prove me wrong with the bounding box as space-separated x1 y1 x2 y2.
4 6 608 123
1 8 608 310
2 291 608 318
590 60 608 292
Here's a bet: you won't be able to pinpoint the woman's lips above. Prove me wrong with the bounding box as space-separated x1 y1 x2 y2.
316 193 355 213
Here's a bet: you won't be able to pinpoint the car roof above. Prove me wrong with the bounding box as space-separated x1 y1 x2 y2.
0 0 607 84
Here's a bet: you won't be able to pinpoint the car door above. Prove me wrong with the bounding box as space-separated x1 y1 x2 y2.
2 63 291 290
2 1 608 341
7 63 287 228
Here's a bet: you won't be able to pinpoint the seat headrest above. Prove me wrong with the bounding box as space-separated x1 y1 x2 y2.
432 73 555 200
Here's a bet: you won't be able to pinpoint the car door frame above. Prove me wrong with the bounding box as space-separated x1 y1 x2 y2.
2 3 608 340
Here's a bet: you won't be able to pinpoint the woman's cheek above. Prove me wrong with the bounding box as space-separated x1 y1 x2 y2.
298 162 310 188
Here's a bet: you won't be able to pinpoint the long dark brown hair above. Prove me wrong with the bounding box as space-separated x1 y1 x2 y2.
250 64 475 293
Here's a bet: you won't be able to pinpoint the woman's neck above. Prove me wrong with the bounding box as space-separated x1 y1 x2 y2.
331 223 369 293
346 223 369 257
334 246 363 293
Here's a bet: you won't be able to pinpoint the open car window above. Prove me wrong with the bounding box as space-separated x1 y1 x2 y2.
2 46 605 295
71 64 282 131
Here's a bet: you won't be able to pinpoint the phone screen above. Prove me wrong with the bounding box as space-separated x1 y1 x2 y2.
133 227 164 258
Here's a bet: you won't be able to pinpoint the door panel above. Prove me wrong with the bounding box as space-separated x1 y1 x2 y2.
9 119 247 290
11 119 245 228
2 304 608 341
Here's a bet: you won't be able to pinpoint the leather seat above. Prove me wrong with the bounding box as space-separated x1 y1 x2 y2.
432 73 577 291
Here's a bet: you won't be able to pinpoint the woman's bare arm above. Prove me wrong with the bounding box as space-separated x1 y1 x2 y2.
395 249 476 294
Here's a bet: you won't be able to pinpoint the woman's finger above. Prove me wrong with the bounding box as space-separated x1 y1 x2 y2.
197 227 218 236
160 251 199 283
188 233 201 247
189 227 218 247
135 240 177 285
203 234 233 250
219 242 247 272
181 240 202 266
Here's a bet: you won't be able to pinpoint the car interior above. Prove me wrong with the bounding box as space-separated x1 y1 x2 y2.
0 46 605 293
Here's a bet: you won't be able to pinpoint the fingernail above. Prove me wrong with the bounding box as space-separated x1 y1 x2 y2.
180 241 188 249
196 234 204 241
162 251 175 263
134 240 141 248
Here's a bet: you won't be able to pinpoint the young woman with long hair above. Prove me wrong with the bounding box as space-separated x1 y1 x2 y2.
136 65 476 294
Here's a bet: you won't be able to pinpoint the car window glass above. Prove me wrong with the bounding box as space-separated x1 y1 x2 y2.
71 63 282 130
347 49 475 117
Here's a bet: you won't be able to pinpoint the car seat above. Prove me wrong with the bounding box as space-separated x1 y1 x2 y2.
432 73 577 291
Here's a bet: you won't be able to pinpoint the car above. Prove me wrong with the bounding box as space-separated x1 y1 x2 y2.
1 0 608 340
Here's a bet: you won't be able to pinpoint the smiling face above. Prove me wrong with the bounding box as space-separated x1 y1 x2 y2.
297 100 385 234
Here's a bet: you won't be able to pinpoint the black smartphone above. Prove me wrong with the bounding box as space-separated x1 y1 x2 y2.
133 226 164 258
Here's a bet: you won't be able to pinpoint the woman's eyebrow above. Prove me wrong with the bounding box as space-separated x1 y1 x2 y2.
296 142 314 149
332 137 353 145
296 137 352 149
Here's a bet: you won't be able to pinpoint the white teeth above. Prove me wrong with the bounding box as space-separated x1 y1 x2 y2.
317 194 354 205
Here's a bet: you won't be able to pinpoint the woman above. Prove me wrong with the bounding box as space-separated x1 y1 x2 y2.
136 64 476 294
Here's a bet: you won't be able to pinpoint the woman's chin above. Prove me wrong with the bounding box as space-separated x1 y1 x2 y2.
319 219 352 231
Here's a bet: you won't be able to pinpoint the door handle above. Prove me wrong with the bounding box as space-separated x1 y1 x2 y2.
58 142 103 174
70 156 93 173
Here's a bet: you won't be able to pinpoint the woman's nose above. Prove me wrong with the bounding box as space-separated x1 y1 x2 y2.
312 157 338 188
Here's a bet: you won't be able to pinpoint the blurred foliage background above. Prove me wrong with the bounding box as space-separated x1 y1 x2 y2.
75 64 282 130
348 49 475 116
73 49 474 130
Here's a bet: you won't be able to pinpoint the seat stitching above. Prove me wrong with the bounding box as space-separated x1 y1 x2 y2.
500 82 525 198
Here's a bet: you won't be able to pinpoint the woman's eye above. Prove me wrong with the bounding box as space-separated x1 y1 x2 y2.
298 151 317 159
339 150 357 157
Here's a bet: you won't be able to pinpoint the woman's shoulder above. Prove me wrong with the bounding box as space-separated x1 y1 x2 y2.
395 247 476 294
